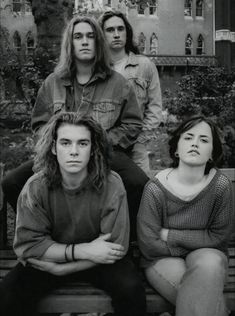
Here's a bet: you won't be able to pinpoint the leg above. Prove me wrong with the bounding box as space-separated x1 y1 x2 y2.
145 257 186 305
111 150 149 241
1 160 34 212
132 142 151 176
88 256 146 316
0 262 61 316
176 248 229 316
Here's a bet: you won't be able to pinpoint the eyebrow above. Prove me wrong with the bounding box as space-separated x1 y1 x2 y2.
58 138 91 142
73 32 94 36
185 132 210 138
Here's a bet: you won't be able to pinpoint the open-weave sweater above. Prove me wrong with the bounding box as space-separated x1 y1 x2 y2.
137 169 234 268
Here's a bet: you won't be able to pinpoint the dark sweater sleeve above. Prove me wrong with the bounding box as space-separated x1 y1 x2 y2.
137 181 188 261
167 176 234 250
13 176 55 260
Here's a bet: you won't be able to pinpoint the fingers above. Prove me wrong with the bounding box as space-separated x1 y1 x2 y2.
98 233 112 241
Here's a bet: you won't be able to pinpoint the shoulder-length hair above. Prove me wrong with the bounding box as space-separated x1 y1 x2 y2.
168 115 223 174
54 15 112 78
99 10 140 54
33 112 112 191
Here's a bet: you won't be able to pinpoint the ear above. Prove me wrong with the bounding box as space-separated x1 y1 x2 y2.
51 141 56 156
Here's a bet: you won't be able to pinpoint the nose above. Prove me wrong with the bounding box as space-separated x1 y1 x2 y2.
192 138 199 147
114 28 120 37
82 36 88 45
70 143 79 156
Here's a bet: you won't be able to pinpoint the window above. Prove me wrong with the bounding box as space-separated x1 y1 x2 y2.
25 0 32 15
185 34 193 55
196 34 204 55
13 31 21 51
150 33 158 55
26 31 35 55
196 0 203 17
184 0 192 16
138 0 147 15
138 32 146 54
12 0 22 13
149 0 157 15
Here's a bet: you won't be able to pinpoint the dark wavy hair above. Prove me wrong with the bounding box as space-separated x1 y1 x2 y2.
54 15 112 77
99 10 140 54
33 112 112 190
168 115 223 174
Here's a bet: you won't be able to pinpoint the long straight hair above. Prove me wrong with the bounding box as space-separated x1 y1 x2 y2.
55 16 112 78
33 112 112 190
99 10 140 54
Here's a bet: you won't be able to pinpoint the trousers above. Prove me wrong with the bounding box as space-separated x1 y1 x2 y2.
0 256 146 316
1 149 148 241
145 248 229 316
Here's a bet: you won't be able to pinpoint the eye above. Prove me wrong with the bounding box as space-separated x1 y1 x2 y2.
201 138 209 143
184 136 192 140
73 33 82 39
79 141 89 147
118 26 125 31
61 141 70 146
106 27 114 33
88 33 95 39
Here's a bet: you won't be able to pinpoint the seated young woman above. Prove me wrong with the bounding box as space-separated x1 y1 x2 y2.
137 115 234 316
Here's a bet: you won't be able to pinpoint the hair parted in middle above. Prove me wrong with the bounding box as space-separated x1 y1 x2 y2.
33 112 112 191
168 115 223 174
99 10 140 54
54 15 112 78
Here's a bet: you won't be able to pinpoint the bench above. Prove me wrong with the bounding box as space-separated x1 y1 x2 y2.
0 168 235 314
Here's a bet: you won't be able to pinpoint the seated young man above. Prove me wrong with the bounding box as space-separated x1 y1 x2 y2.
0 112 146 316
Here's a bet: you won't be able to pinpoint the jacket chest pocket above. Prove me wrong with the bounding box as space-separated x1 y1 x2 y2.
129 78 148 105
92 102 117 130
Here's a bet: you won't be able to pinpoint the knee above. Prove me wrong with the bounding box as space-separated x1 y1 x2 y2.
192 250 227 276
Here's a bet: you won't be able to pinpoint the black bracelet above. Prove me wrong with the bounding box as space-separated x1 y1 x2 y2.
65 244 69 262
72 244 75 261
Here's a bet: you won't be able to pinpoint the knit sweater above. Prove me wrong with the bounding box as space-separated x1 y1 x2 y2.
137 169 234 268
14 171 129 260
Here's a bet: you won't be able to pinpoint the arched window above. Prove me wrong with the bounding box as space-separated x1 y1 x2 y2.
138 32 146 54
13 31 21 51
150 33 158 55
184 0 192 16
196 0 203 17
26 31 35 55
138 0 147 14
12 0 22 13
185 34 193 55
196 34 204 55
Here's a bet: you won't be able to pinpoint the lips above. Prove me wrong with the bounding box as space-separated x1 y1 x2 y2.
188 150 200 155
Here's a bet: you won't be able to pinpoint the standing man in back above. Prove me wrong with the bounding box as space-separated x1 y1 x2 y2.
99 10 162 176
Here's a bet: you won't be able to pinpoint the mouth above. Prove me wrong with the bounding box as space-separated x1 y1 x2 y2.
188 150 200 155
80 49 90 52
67 161 81 164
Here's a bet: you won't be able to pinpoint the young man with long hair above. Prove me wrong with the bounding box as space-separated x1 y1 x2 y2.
99 10 162 175
2 15 148 240
0 112 146 316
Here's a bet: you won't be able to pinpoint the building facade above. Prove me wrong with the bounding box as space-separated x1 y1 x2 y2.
0 0 37 61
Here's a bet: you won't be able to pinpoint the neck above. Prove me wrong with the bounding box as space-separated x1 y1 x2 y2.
61 169 88 190
111 49 128 63
75 61 93 84
176 162 206 185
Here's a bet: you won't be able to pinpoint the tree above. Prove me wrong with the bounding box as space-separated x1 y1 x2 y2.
164 66 235 167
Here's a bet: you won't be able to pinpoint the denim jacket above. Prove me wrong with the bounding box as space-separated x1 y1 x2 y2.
120 52 162 143
31 69 142 149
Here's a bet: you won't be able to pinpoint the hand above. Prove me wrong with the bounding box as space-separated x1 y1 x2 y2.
160 228 169 242
79 233 125 264
27 258 65 276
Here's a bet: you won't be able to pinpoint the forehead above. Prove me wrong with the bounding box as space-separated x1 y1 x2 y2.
183 121 212 137
73 22 93 34
104 16 126 28
57 124 91 140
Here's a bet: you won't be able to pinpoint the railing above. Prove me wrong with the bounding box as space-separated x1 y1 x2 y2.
147 55 218 67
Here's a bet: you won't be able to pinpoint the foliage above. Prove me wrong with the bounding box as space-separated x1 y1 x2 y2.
164 66 235 167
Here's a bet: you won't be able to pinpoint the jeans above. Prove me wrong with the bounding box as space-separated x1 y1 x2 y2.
132 142 150 176
0 256 146 316
1 149 148 241
145 248 229 316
